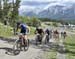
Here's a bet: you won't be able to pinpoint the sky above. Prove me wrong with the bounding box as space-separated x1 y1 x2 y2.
19 0 75 14
20 0 75 3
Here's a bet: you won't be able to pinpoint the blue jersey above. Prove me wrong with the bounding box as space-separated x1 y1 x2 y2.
20 24 27 31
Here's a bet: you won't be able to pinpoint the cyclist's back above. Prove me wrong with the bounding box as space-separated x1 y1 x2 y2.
20 24 27 30
45 29 50 35
54 30 59 34
20 23 28 35
35 27 44 35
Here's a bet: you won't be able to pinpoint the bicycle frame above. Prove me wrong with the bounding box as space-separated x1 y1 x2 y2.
12 33 25 50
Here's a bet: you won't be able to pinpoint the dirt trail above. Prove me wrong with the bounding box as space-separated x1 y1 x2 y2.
0 38 44 59
0 27 72 59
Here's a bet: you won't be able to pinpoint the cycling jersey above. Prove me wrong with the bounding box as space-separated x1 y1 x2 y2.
21 24 27 30
54 30 59 34
45 29 50 35
20 24 27 35
35 28 44 34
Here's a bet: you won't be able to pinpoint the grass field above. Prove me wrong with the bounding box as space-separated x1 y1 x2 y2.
0 23 13 38
43 49 57 59
64 34 75 59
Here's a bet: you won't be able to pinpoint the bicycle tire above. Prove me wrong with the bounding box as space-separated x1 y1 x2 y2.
12 39 21 55
36 34 43 45
45 34 49 44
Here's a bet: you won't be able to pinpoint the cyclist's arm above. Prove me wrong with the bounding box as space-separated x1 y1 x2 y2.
26 26 30 34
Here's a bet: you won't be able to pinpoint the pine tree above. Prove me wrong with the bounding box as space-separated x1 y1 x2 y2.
0 0 21 25
0 0 2 19
11 0 20 20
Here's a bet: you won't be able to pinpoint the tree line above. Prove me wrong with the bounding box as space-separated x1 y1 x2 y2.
0 0 41 27
0 0 20 26
39 18 75 25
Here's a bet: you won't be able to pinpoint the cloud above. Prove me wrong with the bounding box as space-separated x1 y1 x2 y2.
19 0 51 12
21 1 50 6
21 0 52 2
20 0 75 7
21 0 75 3
19 5 44 12
20 0 75 9
19 5 35 11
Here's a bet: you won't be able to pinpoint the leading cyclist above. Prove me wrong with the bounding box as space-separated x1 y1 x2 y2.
16 21 30 45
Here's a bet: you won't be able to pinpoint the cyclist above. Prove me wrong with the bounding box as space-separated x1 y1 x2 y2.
63 31 67 39
53 30 59 40
45 28 50 43
45 28 50 35
35 27 44 44
17 22 30 45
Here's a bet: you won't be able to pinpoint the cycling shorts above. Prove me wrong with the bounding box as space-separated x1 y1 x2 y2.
20 29 26 35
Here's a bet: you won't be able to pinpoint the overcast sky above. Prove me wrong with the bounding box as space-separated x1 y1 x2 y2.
20 0 75 3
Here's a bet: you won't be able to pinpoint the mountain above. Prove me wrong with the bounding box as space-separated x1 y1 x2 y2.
19 2 75 20
38 3 75 19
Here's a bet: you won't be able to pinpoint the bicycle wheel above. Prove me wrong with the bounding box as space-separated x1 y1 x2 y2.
12 39 21 55
13 39 21 51
35 34 40 45
45 34 49 44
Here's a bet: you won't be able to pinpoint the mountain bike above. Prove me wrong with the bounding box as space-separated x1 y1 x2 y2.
35 34 42 45
13 33 29 52
45 34 50 44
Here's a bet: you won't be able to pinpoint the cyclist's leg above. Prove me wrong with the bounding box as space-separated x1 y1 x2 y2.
20 29 25 45
36 33 42 44
18 39 22 50
36 33 40 41
35 33 39 45
45 34 48 44
23 34 28 40
23 34 28 46
47 34 49 43
18 34 22 44
40 34 43 44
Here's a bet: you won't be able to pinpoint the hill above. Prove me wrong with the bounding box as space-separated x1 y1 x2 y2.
19 1 75 20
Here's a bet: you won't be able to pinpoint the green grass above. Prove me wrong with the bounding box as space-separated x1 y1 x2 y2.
0 23 13 38
30 26 35 35
43 50 57 59
64 34 75 59
67 29 75 33
29 26 35 38
0 22 35 38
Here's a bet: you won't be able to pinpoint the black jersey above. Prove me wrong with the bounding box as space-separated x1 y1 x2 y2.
36 28 43 34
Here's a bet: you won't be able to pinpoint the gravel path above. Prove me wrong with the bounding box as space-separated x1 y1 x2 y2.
0 38 43 59
0 28 72 59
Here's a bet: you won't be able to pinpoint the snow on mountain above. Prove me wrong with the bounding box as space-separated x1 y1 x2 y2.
19 1 75 19
38 2 75 19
